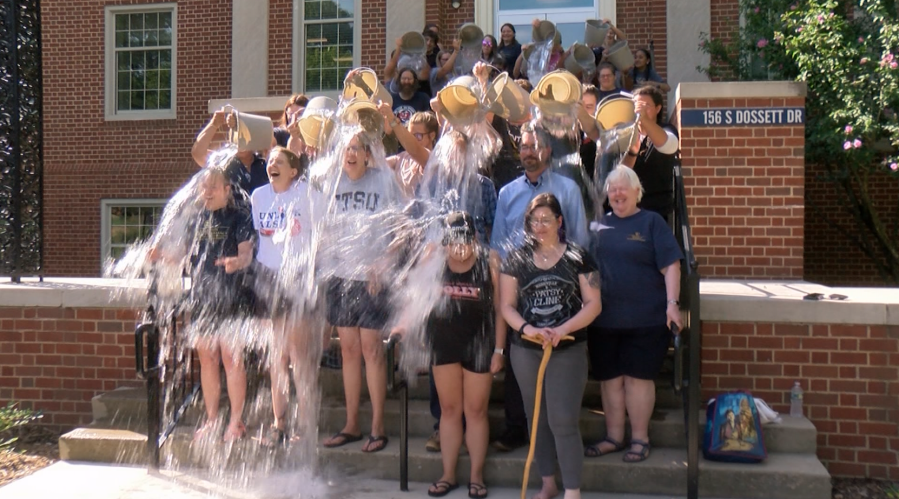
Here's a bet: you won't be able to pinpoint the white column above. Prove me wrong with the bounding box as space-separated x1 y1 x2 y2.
666 0 710 105
475 0 495 35
232 0 269 98
386 0 426 61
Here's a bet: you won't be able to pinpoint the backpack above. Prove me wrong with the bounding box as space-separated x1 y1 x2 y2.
703 391 767 463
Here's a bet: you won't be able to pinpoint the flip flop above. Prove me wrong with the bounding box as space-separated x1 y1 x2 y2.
323 431 363 448
584 436 625 458
361 435 389 453
427 481 459 497
468 482 488 498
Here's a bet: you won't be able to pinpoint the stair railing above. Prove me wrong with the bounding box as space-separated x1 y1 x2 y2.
671 161 701 499
134 273 199 469
385 334 409 492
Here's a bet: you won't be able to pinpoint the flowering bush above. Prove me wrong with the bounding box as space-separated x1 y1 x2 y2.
698 0 899 284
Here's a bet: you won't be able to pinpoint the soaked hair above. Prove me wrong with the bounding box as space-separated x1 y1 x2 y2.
582 84 601 102
520 122 551 149
202 166 236 208
408 111 439 136
524 192 566 245
279 93 309 126
604 165 644 202
498 23 518 47
270 146 308 179
632 85 665 124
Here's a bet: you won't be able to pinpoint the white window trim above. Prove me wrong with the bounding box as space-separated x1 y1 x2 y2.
489 0 616 35
104 3 178 121
100 199 167 264
291 0 362 99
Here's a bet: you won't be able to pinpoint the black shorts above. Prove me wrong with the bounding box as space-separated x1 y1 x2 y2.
587 324 671 381
251 264 296 318
428 327 493 374
326 277 390 330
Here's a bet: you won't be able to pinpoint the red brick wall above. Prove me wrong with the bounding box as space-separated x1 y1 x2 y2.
42 0 231 277
702 321 899 479
616 0 668 82
268 0 293 96
678 96 806 278
804 163 899 286
0 307 141 430
361 0 388 77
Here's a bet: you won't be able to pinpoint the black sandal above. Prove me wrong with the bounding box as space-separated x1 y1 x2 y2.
428 480 459 497
468 482 488 498
584 436 625 457
623 439 651 463
322 431 363 448
361 435 389 453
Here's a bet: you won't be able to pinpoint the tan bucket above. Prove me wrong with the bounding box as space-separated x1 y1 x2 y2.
584 20 610 47
437 76 481 127
459 23 484 50
606 40 634 71
400 31 426 55
532 20 556 44
595 93 637 152
343 68 393 107
563 43 597 78
338 99 384 136
225 106 274 152
298 96 337 149
529 70 582 116
487 72 532 124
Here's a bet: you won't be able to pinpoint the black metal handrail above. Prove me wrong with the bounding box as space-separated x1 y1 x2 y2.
671 162 701 499
134 304 162 469
385 334 409 492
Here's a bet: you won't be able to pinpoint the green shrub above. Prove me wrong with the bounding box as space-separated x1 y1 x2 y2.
0 402 42 452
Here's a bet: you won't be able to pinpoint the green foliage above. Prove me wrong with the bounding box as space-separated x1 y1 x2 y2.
0 402 42 452
698 0 899 284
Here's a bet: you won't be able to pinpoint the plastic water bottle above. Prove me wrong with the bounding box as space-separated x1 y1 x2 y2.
790 381 804 418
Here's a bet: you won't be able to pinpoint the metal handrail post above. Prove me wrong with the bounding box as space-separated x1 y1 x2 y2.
385 335 409 492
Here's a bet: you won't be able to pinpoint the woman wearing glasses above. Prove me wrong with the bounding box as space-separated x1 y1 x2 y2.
499 193 602 499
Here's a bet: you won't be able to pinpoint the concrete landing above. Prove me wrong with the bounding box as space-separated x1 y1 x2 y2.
0 461 725 499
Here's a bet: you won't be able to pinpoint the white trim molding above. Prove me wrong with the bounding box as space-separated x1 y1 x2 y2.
100 198 167 265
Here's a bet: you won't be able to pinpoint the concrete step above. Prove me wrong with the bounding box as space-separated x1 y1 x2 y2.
58 427 148 465
318 399 817 454
319 435 830 499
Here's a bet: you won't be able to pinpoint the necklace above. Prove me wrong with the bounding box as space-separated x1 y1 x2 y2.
535 244 562 263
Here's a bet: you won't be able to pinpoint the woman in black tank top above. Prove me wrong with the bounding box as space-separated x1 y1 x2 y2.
392 212 506 498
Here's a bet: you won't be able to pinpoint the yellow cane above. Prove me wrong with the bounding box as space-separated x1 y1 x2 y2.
519 333 574 499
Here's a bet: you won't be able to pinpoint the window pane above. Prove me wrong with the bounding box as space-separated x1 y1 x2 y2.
337 0 354 16
159 50 172 69
159 90 171 108
131 91 145 109
144 29 159 46
160 12 172 29
117 52 130 71
144 13 158 30
111 247 126 260
117 71 130 90
131 52 145 71
115 13 128 31
129 30 143 47
554 22 583 46
111 226 126 244
131 71 145 91
117 91 131 111
147 51 159 70
305 21 353 92
129 13 143 30
159 69 171 88
115 30 129 48
110 207 124 225
499 0 592 9
305 0 322 21
145 91 159 109
159 27 172 45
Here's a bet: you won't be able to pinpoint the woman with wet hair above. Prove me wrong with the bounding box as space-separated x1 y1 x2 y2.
584 166 682 463
392 212 505 498
250 146 318 447
321 132 402 454
499 193 602 499
378 106 439 199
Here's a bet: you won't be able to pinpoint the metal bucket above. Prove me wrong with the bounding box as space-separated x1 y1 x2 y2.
487 72 532 124
606 40 634 71
225 106 274 152
459 23 484 50
584 20 610 46
563 42 597 79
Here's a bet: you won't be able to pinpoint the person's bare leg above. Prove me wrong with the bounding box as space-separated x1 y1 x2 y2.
270 318 290 431
562 489 582 499
624 376 656 455
196 338 222 424
323 326 362 445
431 363 463 492
360 327 386 443
598 377 626 452
220 340 247 439
462 369 491 490
289 320 316 435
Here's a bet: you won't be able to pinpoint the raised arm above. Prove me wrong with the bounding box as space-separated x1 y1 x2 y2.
384 39 403 82
191 109 227 167
378 102 431 166
436 39 461 80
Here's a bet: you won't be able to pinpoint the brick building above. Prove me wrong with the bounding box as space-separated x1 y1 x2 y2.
40 0 723 276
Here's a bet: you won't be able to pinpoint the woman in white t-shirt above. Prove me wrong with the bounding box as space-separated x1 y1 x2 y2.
250 146 318 447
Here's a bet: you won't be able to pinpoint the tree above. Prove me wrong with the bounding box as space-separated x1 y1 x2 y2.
698 0 899 284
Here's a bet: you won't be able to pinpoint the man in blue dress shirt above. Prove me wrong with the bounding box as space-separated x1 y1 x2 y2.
488 122 588 452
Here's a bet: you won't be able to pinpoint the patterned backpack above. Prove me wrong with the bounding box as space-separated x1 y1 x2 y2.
703 390 767 463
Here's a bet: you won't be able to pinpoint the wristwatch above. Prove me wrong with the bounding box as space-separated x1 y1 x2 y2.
667 299 679 306
494 347 505 355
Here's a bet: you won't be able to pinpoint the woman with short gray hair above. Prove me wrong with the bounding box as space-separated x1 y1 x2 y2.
585 166 683 463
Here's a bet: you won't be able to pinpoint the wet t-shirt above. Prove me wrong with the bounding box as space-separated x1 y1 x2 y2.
501 243 596 350
251 181 318 271
326 167 402 280
190 205 255 288
589 209 682 329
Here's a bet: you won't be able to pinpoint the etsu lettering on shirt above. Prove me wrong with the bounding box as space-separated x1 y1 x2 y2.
335 191 380 212
444 284 480 300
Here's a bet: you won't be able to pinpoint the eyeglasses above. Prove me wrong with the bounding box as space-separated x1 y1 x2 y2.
413 132 428 140
346 145 365 153
528 216 558 228
520 144 538 151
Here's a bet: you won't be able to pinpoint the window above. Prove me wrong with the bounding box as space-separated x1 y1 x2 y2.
104 4 177 120
293 0 361 95
495 0 609 46
101 200 166 263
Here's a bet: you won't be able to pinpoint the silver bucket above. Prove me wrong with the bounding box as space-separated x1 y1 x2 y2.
606 40 634 71
584 20 610 47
